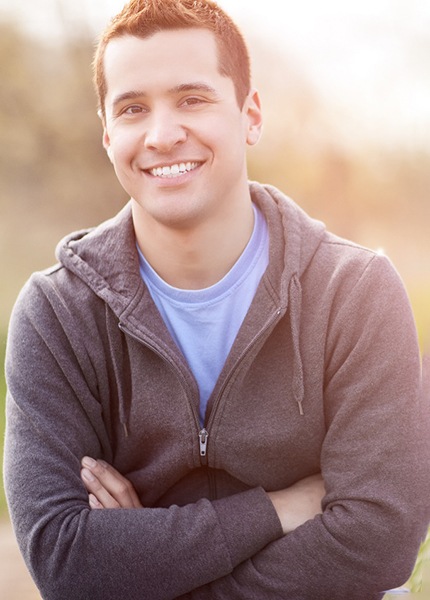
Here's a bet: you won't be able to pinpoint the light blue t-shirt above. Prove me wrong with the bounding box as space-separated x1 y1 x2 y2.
137 205 269 424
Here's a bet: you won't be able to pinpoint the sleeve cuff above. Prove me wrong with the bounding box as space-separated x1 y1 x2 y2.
212 486 283 567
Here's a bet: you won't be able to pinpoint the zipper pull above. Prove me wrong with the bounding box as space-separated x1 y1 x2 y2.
199 428 209 465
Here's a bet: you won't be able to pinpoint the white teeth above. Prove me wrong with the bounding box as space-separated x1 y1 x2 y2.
149 162 199 178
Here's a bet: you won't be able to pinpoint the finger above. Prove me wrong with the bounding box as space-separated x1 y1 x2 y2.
81 457 142 508
88 493 104 510
97 459 143 508
81 467 121 509
91 458 142 508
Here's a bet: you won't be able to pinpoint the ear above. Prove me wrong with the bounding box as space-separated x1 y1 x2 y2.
102 127 114 163
244 88 263 146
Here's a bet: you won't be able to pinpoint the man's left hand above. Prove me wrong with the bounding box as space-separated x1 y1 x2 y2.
81 456 143 509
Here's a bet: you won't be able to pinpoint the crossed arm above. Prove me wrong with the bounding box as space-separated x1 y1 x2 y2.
80 456 326 535
6 258 429 599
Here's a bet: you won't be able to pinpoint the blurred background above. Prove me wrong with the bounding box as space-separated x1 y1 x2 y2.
0 0 429 344
0 0 429 596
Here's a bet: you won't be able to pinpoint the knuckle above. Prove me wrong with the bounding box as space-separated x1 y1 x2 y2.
116 481 129 496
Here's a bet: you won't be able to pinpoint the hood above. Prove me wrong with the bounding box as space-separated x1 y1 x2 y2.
250 182 326 415
250 182 326 290
57 184 326 308
56 202 143 320
56 183 327 417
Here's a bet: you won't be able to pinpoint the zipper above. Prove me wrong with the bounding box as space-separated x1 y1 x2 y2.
120 306 284 468
118 323 204 459
198 428 209 465
204 308 284 433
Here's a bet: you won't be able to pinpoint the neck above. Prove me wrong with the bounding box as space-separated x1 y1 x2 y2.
132 197 255 290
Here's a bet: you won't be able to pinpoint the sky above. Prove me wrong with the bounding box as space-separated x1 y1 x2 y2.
1 0 429 147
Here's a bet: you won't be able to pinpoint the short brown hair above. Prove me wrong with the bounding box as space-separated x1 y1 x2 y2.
94 0 251 118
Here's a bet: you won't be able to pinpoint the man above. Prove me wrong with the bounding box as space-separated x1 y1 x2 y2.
4 1 429 599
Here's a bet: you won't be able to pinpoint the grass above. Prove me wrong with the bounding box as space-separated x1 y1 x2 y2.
408 533 430 594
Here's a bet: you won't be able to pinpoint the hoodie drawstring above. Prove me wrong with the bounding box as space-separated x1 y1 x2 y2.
105 306 130 437
108 275 306 432
289 274 305 416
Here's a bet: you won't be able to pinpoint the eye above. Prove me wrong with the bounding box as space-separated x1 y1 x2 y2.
182 97 206 107
124 105 145 115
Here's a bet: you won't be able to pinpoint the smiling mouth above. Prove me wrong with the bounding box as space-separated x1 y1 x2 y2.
147 162 201 178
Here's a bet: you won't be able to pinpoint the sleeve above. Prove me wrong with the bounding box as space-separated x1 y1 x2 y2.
180 255 430 600
3 275 282 600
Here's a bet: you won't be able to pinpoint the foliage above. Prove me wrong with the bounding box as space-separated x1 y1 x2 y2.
0 22 127 328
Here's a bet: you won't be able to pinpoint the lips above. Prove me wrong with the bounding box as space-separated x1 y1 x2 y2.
147 162 201 178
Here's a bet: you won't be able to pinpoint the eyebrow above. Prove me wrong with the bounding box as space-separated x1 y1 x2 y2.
170 83 219 95
111 82 219 109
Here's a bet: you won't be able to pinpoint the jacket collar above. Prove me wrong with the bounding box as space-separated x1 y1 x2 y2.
57 184 327 417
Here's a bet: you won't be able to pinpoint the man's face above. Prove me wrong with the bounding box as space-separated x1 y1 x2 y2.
102 28 262 230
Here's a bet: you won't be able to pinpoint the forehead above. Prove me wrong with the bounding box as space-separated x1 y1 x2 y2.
103 29 226 98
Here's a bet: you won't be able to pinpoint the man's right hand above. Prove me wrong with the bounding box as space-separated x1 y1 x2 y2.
267 474 325 534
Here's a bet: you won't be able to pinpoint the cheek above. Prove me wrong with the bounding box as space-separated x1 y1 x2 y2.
108 128 140 167
203 116 247 162
108 135 141 194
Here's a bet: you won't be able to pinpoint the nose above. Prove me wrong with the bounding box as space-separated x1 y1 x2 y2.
144 108 187 152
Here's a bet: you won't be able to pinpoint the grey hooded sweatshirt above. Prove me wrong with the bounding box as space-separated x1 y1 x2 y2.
4 183 429 599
